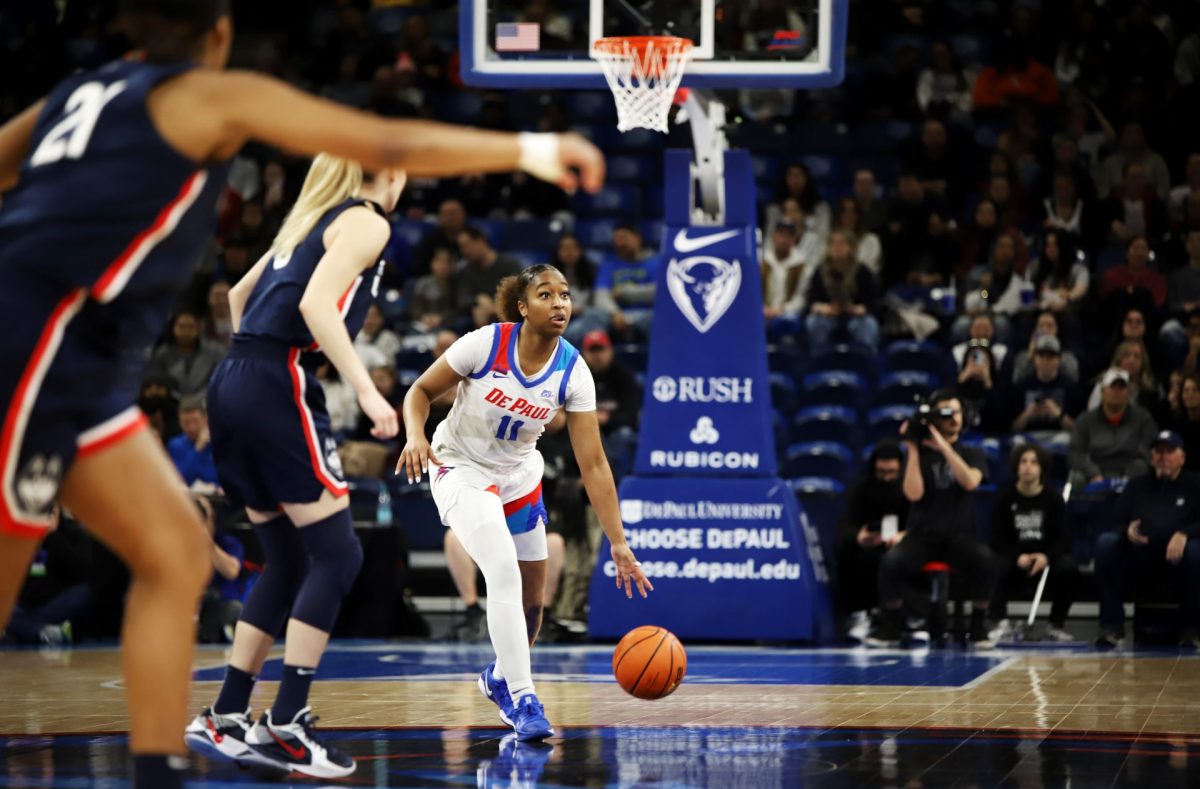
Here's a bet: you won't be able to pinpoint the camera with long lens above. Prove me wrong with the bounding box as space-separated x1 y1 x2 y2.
902 402 957 442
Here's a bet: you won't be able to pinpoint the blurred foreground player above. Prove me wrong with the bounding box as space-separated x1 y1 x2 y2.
0 0 603 784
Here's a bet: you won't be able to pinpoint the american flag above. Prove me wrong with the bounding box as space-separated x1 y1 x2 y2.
495 22 540 52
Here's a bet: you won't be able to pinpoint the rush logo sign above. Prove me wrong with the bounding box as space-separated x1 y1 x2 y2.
484 387 551 420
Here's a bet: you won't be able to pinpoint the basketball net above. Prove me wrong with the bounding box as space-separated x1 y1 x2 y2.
593 36 694 134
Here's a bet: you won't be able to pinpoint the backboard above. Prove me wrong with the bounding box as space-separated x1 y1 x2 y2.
460 0 848 89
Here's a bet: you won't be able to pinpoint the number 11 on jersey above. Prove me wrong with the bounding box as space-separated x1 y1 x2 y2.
496 416 524 441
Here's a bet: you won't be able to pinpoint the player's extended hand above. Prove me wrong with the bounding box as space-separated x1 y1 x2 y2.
1167 531 1188 564
359 387 399 440
555 133 605 194
396 433 441 484
611 542 653 599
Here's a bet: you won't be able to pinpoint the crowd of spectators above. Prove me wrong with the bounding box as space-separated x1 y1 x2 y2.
5 0 1200 644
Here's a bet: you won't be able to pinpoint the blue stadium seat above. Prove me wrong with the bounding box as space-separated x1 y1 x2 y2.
800 154 843 185
473 218 508 250
791 405 859 447
750 154 780 181
346 477 388 524
769 372 799 414
643 186 665 217
506 249 549 267
783 441 854 482
613 343 648 372
573 219 620 249
395 348 434 372
865 405 915 445
788 477 846 496
809 343 878 382
789 477 847 564
800 370 868 409
641 220 664 248
502 218 571 251
767 343 807 381
958 435 1004 484
872 370 938 408
883 340 950 378
563 91 617 123
607 154 656 182
388 219 433 273
431 91 485 124
387 480 444 551
573 184 642 218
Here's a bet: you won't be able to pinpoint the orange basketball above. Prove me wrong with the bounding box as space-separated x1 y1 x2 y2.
612 625 687 700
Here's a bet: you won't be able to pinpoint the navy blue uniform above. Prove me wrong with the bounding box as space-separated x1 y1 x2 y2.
0 58 229 537
208 198 387 510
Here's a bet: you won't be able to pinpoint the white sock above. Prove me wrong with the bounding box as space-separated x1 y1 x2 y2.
492 661 505 681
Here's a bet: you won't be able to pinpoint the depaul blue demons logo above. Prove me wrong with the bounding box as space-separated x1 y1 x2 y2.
667 230 743 334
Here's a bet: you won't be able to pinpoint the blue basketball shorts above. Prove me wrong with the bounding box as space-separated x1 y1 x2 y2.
208 341 348 512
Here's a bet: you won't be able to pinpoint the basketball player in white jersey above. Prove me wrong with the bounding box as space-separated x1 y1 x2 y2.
398 264 651 740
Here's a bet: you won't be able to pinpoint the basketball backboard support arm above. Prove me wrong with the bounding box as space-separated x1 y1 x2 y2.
681 90 728 224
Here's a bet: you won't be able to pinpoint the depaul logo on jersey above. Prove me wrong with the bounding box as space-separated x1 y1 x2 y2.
483 387 551 420
666 255 742 334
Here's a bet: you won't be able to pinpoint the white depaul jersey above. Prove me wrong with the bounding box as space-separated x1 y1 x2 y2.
432 322 596 473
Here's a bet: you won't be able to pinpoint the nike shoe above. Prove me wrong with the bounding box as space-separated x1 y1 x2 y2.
477 732 555 788
244 707 355 778
478 661 515 726
1094 628 1125 649
510 694 554 741
185 707 275 767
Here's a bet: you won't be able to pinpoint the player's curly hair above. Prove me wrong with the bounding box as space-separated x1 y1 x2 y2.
495 264 561 323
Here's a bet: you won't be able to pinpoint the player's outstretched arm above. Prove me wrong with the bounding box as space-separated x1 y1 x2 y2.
300 207 397 440
397 358 463 483
0 99 45 193
565 410 652 599
197 71 604 192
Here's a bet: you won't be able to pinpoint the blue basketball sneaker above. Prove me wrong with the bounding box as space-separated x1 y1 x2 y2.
478 661 515 726
510 693 554 741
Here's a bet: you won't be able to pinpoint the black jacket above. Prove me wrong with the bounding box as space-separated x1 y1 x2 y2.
1113 470 1200 541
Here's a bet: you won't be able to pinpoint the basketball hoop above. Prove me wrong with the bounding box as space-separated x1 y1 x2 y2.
592 36 694 134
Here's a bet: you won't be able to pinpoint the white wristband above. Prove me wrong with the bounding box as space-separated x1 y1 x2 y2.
517 132 564 184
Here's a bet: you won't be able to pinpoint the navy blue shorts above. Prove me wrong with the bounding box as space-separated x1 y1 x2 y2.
208 340 348 512
0 278 147 538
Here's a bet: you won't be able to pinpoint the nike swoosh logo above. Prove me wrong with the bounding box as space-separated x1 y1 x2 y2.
269 729 308 761
296 668 315 675
673 228 739 253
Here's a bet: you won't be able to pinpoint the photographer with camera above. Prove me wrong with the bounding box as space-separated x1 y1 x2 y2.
867 390 997 647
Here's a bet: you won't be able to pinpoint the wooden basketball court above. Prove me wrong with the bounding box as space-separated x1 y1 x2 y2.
2 643 1198 786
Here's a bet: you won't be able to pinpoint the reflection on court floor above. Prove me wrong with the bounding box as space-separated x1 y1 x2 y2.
2 643 1199 787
